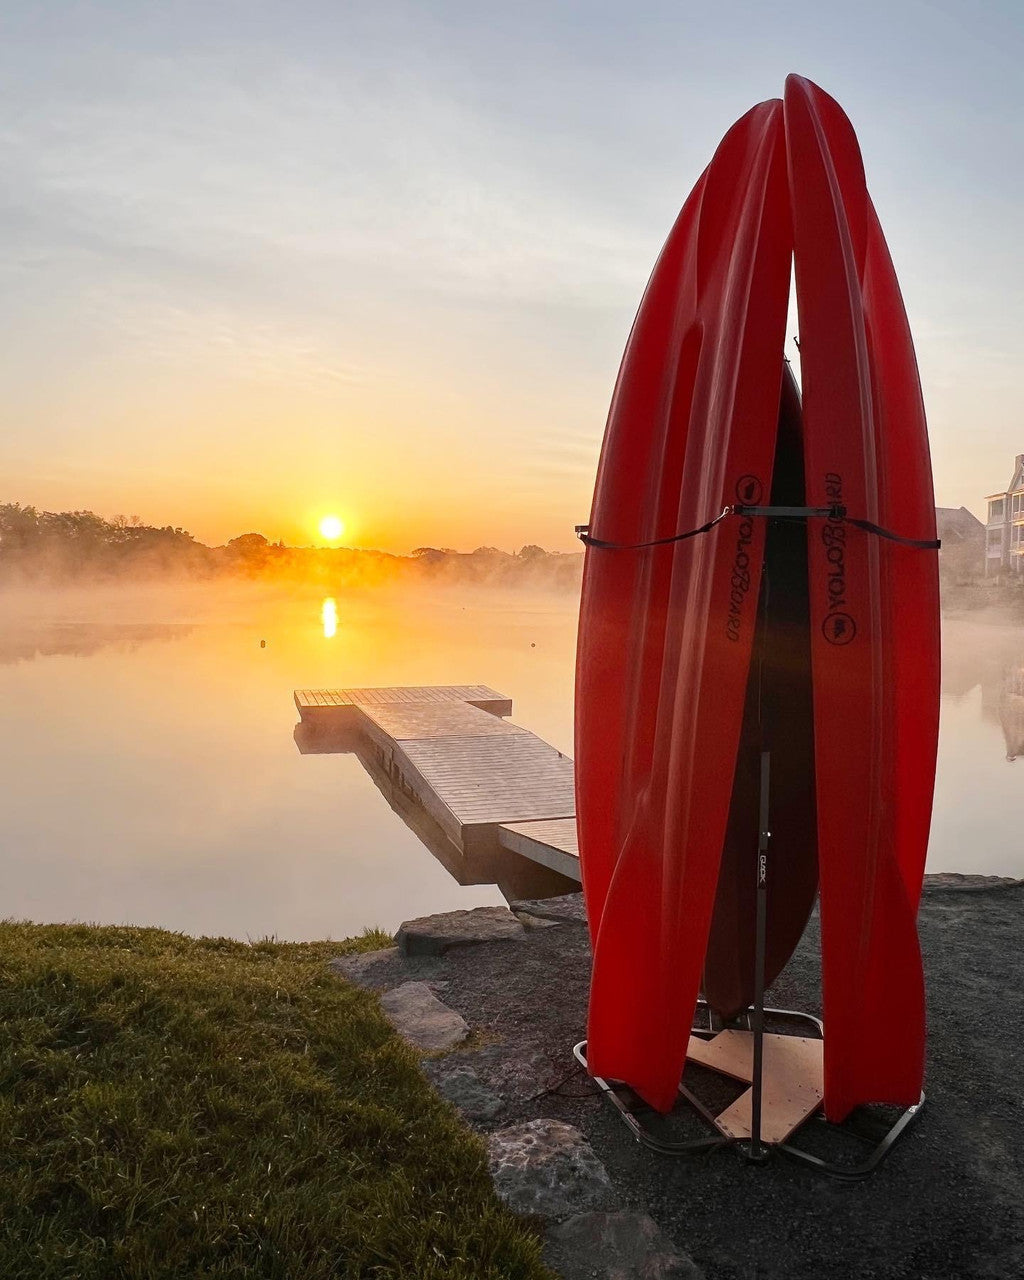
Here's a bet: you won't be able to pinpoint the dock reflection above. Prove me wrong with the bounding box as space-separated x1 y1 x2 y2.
1000 660 1024 762
294 719 579 904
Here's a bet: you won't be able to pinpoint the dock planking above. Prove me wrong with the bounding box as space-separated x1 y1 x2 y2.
497 817 580 880
295 685 512 720
294 685 581 876
360 700 526 743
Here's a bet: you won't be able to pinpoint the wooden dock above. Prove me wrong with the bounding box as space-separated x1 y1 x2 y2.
294 685 582 882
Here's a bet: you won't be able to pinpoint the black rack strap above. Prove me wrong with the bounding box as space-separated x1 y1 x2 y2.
734 504 841 521
576 504 940 551
736 504 942 549
840 518 941 551
574 507 733 550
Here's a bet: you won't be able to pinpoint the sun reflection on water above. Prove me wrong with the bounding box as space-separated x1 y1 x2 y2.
321 597 338 639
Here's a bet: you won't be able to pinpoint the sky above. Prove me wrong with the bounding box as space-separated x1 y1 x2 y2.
1 0 1022 552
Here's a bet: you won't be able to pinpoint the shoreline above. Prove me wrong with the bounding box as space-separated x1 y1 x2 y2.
3 872 1020 1278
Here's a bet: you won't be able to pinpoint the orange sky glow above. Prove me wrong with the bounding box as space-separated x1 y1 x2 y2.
2 3 1021 554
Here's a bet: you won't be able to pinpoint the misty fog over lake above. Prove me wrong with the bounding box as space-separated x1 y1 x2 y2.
0 582 1020 941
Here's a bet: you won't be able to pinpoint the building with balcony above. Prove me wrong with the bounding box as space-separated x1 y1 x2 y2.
985 454 1024 576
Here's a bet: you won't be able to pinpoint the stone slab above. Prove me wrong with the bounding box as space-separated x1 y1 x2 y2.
514 913 563 930
487 1118 617 1220
509 891 588 926
396 906 526 956
327 947 445 991
544 1212 703 1280
923 873 1024 894
425 1063 505 1122
378 981 469 1052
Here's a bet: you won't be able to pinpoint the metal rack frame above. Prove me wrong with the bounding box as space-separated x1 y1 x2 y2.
574 1006 924 1179
575 753 926 1180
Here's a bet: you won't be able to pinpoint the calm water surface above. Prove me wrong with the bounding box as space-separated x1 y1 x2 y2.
0 584 1019 940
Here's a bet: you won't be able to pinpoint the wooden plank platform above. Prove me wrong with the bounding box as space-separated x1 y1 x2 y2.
295 685 512 718
397 735 574 853
294 685 582 873
360 700 527 743
687 1029 824 1144
498 818 579 879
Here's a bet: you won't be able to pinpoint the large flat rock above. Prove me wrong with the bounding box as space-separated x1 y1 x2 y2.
487 1118 616 1220
424 1062 504 1122
378 981 469 1052
328 947 444 991
544 1212 703 1280
396 906 526 956
923 872 1024 893
509 891 587 926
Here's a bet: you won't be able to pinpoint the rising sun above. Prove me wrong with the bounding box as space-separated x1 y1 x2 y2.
319 514 345 542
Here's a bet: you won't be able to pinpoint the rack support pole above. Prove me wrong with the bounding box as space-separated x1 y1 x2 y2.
747 749 771 1161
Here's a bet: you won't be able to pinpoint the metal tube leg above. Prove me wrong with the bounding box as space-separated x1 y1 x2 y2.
746 749 770 1162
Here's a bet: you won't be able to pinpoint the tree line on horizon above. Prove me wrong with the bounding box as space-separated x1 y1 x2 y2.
0 503 583 589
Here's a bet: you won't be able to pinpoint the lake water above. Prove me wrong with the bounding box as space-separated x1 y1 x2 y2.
0 583 1020 941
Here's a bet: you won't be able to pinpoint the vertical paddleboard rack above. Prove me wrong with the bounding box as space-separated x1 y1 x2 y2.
574 751 925 1180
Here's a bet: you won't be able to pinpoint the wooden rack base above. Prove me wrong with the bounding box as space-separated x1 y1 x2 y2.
573 1006 925 1179
686 1028 823 1144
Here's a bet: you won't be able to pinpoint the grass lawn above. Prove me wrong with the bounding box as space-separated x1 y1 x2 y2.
0 922 553 1279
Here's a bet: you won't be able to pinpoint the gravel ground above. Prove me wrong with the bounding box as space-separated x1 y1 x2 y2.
405 879 1023 1280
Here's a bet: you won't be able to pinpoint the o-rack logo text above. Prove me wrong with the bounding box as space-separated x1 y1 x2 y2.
821 472 857 646
725 475 762 643
735 475 764 506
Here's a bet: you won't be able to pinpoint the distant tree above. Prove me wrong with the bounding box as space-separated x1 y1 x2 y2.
517 544 547 562
0 504 202 579
227 533 269 551
0 503 40 550
410 546 448 568
223 532 270 576
39 510 109 544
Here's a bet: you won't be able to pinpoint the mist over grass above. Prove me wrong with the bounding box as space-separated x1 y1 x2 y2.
0 504 582 591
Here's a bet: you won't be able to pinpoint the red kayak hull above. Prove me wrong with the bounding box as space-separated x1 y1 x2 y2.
575 100 792 1113
785 74 938 1121
576 79 938 1124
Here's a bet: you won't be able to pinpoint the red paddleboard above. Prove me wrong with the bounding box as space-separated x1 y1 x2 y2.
784 74 939 1121
702 362 819 1020
575 101 792 1112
